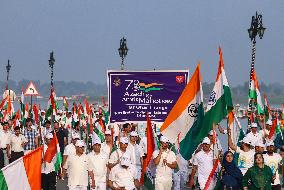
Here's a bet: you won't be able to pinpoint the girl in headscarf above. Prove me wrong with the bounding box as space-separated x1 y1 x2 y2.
242 153 275 190
219 151 243 190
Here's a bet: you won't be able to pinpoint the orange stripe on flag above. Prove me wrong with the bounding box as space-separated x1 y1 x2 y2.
160 64 202 132
23 146 43 190
44 133 58 163
216 47 224 82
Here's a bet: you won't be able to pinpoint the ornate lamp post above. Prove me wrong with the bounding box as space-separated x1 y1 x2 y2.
49 51 55 88
6 60 11 90
247 12 266 125
118 37 128 70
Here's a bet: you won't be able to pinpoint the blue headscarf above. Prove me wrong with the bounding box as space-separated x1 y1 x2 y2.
221 151 243 188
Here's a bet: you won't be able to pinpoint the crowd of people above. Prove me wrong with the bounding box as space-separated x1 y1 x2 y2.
0 108 283 190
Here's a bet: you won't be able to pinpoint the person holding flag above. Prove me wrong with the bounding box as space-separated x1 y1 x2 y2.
152 135 177 190
245 122 262 147
228 130 255 175
260 120 273 142
188 137 214 190
42 133 57 190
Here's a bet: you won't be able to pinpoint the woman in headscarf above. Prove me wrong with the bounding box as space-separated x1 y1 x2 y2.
219 151 243 190
242 153 275 190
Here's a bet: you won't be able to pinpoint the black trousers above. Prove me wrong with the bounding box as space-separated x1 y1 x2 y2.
272 184 281 190
41 171 56 190
0 149 4 169
9 151 24 163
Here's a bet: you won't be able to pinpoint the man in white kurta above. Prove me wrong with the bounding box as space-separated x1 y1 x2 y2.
127 131 143 179
88 138 108 190
189 137 215 190
62 133 80 167
63 140 95 190
108 154 140 190
108 137 132 169
245 122 262 147
152 136 177 190
100 130 113 157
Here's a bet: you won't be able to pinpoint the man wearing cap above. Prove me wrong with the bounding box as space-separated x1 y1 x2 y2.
108 137 132 170
153 136 177 190
245 122 262 147
189 137 214 190
127 131 143 179
207 130 223 157
9 126 28 163
260 120 273 142
0 122 12 167
254 140 266 154
42 133 57 190
101 130 114 157
108 154 140 190
62 133 80 168
88 138 108 190
62 140 95 190
228 129 255 175
263 141 282 190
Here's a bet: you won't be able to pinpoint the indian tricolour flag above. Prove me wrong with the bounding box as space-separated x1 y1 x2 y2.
160 64 204 160
43 133 62 172
228 111 245 146
204 47 233 124
264 94 272 122
141 113 156 189
46 88 57 119
0 147 43 190
249 70 264 115
63 96 69 111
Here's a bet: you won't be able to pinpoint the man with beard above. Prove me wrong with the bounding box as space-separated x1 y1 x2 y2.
263 141 282 190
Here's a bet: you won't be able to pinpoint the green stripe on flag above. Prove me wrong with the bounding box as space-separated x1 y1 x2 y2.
144 172 155 190
180 104 204 160
0 171 8 190
54 153 62 172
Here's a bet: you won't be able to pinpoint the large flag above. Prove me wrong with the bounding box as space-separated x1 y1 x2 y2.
205 47 233 118
141 113 155 189
43 133 62 172
160 64 204 160
0 147 43 190
201 47 233 148
249 70 264 115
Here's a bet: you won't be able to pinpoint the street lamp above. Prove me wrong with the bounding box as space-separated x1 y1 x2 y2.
118 37 128 70
6 60 11 90
48 51 55 88
247 12 266 125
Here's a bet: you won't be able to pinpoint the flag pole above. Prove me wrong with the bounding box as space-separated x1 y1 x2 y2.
48 51 55 129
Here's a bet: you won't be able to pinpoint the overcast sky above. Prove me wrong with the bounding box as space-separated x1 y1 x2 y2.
0 0 283 86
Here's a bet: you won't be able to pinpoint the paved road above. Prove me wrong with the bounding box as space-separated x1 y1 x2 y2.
56 179 68 190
